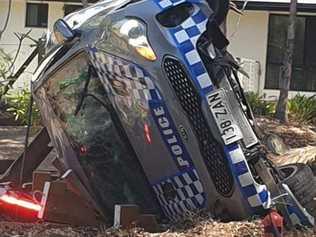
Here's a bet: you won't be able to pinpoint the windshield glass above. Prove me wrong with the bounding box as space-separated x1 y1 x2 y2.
43 53 158 216
44 30 59 54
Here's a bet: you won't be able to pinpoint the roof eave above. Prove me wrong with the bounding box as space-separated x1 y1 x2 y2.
233 1 316 12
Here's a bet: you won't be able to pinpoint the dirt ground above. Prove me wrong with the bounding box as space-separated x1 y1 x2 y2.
0 218 313 237
0 126 39 161
256 116 316 148
0 126 27 161
0 118 315 236
256 117 316 166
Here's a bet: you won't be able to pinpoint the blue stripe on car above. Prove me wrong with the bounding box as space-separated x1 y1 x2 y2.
87 48 206 220
153 0 271 213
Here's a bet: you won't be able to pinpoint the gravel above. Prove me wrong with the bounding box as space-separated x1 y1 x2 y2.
0 120 315 236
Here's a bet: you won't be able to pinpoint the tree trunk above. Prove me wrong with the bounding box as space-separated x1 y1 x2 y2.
275 0 297 123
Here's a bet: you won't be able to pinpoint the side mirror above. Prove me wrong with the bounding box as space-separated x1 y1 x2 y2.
53 19 75 44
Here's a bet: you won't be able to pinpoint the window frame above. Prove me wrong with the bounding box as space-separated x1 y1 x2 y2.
63 4 83 16
265 13 316 92
25 3 49 28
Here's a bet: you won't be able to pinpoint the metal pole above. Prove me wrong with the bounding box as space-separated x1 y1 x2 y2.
19 88 33 187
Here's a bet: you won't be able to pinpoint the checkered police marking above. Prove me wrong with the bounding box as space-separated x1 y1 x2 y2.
148 99 206 220
153 169 206 221
154 0 272 213
170 11 212 94
154 0 213 94
156 0 202 9
226 145 271 210
87 47 206 220
88 48 160 105
88 0 271 218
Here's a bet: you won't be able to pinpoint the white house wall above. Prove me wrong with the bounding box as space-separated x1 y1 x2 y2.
227 10 316 98
227 10 269 95
0 0 66 89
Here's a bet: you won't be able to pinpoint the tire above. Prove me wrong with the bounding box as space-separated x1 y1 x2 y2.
206 0 230 25
278 163 316 217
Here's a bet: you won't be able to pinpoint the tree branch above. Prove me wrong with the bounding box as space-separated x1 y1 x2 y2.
81 0 89 7
4 30 33 75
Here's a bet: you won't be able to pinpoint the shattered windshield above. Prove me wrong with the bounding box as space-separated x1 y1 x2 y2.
43 53 158 216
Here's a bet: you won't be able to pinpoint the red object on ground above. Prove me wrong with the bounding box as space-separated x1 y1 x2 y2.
262 210 284 237
0 190 41 220
79 145 88 156
0 194 41 211
144 123 152 144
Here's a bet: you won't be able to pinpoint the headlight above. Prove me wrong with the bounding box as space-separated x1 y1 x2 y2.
115 18 157 61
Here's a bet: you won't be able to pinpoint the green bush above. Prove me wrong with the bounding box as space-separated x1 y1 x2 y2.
288 94 316 124
0 48 11 79
245 92 275 116
5 88 41 125
0 49 12 96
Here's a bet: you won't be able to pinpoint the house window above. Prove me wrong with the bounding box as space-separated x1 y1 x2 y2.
64 4 82 16
25 3 48 28
265 14 316 92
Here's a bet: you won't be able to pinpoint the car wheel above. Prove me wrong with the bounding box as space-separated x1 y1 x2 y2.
206 0 230 25
278 163 316 217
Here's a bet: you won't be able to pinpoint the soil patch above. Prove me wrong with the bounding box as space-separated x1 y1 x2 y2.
0 126 27 160
256 116 316 148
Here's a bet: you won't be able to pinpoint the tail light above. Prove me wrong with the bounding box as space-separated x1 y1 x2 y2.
0 193 41 212
0 190 41 220
79 144 88 156
144 123 152 144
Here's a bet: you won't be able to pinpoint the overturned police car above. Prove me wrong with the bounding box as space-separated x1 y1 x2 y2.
29 0 315 228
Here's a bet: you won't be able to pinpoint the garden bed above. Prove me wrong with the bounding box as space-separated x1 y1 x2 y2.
0 118 315 236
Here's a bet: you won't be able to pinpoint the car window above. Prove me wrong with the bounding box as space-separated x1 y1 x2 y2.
44 53 157 215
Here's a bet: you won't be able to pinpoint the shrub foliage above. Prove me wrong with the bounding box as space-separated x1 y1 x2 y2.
5 88 40 125
245 92 275 116
245 92 316 124
288 94 316 124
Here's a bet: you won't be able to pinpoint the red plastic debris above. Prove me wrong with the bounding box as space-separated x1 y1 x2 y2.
262 209 284 237
0 194 41 212
0 190 41 220
79 145 88 156
144 123 152 144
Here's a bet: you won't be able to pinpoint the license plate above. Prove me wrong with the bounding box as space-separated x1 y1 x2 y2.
206 89 243 145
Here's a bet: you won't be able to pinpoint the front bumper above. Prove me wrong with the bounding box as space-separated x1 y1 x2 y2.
86 0 271 221
153 0 271 214
84 0 273 221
